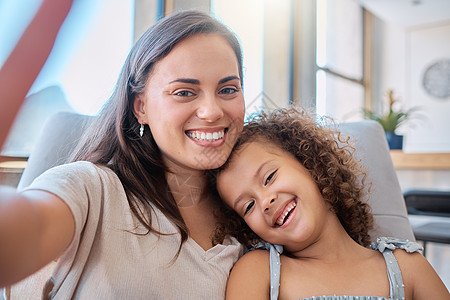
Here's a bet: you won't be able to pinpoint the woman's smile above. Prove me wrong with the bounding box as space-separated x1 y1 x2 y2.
185 128 228 146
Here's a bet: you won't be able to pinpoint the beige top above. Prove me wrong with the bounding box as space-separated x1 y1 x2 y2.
21 161 243 299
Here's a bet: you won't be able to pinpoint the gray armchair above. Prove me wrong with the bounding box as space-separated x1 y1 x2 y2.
337 121 415 241
17 112 94 191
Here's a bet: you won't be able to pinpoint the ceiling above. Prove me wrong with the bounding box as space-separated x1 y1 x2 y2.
358 0 450 28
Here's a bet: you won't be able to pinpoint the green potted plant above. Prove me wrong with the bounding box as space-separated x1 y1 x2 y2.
363 90 421 150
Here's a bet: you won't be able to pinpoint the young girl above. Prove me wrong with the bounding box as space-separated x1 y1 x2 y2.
212 108 449 300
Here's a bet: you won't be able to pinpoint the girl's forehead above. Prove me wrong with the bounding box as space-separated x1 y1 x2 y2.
223 141 278 174
235 139 281 157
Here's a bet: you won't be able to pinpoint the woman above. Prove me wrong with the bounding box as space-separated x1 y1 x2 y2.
0 10 245 299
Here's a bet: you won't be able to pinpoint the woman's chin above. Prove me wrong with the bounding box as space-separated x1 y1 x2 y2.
198 158 228 171
190 151 230 170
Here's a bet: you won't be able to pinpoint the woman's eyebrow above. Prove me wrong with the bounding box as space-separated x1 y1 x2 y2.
169 76 239 85
218 75 240 84
169 78 200 84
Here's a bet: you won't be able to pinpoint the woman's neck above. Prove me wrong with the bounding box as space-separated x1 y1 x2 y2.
166 171 209 208
166 170 220 251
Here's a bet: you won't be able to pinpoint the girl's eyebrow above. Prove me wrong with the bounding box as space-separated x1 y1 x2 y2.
231 159 274 210
254 159 274 180
233 196 244 211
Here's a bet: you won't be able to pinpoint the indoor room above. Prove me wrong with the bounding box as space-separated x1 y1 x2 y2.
1 0 449 298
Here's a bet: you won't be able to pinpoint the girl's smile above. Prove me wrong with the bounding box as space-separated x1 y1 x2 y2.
273 198 297 228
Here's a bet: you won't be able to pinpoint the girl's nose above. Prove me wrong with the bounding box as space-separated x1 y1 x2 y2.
196 94 224 122
263 197 276 213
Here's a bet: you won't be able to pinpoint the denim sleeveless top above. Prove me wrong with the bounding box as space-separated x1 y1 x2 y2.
260 237 422 300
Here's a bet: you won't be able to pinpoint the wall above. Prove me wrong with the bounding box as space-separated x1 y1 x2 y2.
373 18 450 153
396 169 450 191
406 22 450 153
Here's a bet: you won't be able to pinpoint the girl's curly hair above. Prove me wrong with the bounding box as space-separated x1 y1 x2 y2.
210 107 374 248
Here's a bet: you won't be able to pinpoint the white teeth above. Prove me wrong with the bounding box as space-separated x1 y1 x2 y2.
276 202 296 226
187 130 225 142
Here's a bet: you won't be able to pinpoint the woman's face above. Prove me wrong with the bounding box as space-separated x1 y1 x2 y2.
134 33 245 172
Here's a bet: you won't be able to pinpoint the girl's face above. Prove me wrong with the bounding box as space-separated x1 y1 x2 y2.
217 140 334 252
134 33 245 172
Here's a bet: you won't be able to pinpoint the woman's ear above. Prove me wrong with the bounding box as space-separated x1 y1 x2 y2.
133 94 146 121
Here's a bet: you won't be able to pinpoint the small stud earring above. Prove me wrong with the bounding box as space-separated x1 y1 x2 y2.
139 123 144 137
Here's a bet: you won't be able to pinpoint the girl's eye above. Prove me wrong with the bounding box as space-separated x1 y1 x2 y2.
264 170 277 186
244 200 255 216
219 87 239 95
175 90 194 97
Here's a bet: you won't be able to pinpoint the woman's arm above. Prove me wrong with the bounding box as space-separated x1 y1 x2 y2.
226 249 271 300
0 186 75 287
394 249 449 299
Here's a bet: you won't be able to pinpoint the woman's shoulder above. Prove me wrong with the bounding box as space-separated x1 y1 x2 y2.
26 161 121 196
39 161 117 182
48 160 110 173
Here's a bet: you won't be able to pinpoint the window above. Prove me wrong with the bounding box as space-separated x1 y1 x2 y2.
213 0 366 122
316 0 365 122
1 0 133 157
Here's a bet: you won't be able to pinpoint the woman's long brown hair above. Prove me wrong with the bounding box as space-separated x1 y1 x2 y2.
70 10 244 254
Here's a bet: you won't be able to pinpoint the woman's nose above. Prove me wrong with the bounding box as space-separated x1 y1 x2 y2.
196 94 224 122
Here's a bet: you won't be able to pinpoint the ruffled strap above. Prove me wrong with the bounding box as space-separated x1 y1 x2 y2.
251 242 283 300
371 237 423 254
371 237 422 300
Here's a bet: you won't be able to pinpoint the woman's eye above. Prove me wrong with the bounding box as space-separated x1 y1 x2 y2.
219 87 239 95
244 201 255 216
175 90 194 97
264 170 277 186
